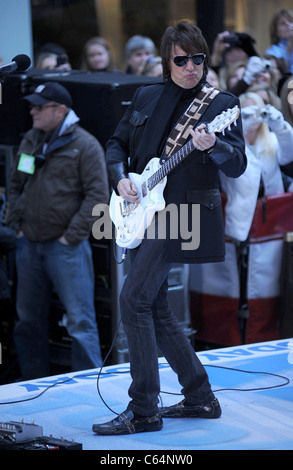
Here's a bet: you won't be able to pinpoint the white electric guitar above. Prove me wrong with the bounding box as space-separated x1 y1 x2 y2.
109 105 240 249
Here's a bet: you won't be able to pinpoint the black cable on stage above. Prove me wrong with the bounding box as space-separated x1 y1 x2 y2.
207 364 290 392
0 360 290 406
158 363 290 398
95 319 123 416
0 277 290 408
0 319 124 407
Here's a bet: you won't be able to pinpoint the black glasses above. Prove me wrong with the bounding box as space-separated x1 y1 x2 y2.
30 104 60 112
172 53 206 67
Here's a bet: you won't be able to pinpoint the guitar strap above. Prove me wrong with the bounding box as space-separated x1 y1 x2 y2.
163 83 220 160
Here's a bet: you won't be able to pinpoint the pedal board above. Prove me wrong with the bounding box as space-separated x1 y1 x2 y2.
0 420 82 450
0 420 43 443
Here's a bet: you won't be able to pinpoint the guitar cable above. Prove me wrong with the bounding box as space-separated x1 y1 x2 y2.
113 246 127 264
113 241 128 264
122 248 127 260
0 252 289 413
0 344 289 407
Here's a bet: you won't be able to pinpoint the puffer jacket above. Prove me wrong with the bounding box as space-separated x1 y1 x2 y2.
7 110 109 245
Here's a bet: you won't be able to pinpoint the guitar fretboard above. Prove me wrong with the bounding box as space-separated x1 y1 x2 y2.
145 105 239 193
147 139 196 191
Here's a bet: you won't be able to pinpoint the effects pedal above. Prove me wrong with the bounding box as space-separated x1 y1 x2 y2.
0 420 82 450
0 420 43 444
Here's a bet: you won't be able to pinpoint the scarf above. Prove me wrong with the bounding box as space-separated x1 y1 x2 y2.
133 75 208 174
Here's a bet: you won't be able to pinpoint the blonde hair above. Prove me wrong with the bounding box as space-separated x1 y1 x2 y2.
239 91 276 159
36 52 57 69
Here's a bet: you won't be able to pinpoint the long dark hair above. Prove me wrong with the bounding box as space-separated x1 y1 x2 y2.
160 21 210 81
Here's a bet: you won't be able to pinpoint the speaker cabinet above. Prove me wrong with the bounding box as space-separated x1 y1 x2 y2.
0 69 159 148
108 244 191 364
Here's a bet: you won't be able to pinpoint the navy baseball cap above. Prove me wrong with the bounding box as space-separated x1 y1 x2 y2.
24 82 73 108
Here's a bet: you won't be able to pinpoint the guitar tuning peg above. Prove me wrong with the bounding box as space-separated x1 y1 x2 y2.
222 130 225 135
228 125 231 131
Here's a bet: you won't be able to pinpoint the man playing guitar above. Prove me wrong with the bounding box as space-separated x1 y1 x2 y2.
93 21 246 436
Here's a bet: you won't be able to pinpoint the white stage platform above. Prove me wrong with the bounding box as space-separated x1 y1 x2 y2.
0 339 293 451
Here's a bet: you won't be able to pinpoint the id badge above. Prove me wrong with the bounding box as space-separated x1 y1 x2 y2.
17 153 35 174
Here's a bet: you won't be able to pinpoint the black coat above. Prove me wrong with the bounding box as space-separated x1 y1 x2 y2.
106 78 246 264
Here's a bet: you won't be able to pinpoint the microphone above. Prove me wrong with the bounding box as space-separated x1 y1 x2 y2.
0 54 31 76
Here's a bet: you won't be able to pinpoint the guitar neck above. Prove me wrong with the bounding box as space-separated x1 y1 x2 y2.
147 138 196 191
146 105 239 192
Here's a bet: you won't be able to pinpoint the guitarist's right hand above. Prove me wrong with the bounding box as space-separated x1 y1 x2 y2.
117 178 140 203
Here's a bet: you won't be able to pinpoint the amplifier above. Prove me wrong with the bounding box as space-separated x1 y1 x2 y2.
111 254 191 364
0 69 159 148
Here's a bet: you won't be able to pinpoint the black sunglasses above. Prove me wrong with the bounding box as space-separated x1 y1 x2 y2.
172 53 206 67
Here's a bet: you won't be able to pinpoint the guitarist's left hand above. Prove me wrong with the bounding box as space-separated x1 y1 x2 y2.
117 178 140 203
190 124 216 152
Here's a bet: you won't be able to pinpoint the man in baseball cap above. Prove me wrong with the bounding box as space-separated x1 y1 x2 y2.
23 82 73 133
24 81 73 108
7 79 109 381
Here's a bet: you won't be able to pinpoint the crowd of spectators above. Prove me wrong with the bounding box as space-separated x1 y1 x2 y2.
1 8 293 382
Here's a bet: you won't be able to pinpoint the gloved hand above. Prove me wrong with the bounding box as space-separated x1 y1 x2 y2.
261 104 286 133
243 56 267 85
241 105 262 134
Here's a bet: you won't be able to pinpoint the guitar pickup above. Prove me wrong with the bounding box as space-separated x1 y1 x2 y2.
120 200 138 217
141 182 147 197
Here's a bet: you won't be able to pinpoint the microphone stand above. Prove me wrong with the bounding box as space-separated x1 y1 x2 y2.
0 73 6 105
0 76 3 104
0 73 10 104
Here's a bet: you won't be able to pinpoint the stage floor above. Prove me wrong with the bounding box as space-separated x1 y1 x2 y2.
0 339 293 451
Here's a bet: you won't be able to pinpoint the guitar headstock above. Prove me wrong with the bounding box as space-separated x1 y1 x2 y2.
206 105 240 135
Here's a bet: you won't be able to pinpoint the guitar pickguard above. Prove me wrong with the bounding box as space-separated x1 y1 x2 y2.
109 158 167 248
